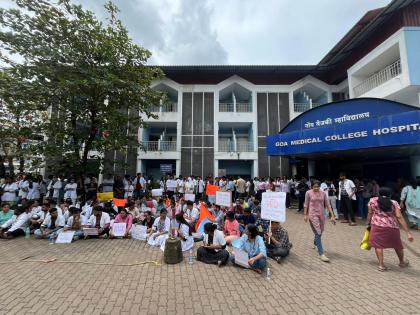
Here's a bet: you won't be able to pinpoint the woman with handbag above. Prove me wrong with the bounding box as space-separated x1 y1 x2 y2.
367 187 414 272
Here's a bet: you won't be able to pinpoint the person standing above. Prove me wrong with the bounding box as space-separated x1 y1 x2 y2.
297 178 309 212
338 172 357 226
400 179 420 229
196 176 205 201
102 174 114 193
321 179 338 219
64 178 78 205
1 176 18 206
236 176 246 199
367 187 414 271
304 181 336 262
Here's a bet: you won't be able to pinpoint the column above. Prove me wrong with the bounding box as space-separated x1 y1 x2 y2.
175 160 181 177
291 164 297 177
410 155 420 177
308 160 315 178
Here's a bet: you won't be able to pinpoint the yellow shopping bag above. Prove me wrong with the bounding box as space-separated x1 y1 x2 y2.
360 229 371 250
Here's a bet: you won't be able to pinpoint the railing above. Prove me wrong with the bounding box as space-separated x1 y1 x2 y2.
218 141 234 152
150 102 178 113
140 141 176 152
236 142 253 152
353 59 402 97
294 103 311 113
312 103 322 108
219 103 234 112
236 103 252 112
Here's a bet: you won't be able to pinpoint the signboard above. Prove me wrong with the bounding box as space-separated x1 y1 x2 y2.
55 231 75 244
131 225 148 240
112 223 127 237
83 228 98 236
261 192 286 222
152 189 163 197
267 99 420 156
184 193 195 202
215 191 231 207
232 248 249 269
160 164 172 174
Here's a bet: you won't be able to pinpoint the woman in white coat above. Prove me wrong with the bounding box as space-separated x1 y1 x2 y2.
147 208 170 247
160 213 194 252
64 178 78 205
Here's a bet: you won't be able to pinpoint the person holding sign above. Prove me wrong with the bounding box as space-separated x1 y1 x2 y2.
160 214 194 252
87 206 111 238
34 208 65 239
231 224 267 273
304 181 336 262
147 208 170 247
110 208 133 239
64 207 88 240
197 222 229 266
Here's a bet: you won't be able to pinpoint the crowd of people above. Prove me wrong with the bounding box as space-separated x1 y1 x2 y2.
0 171 417 272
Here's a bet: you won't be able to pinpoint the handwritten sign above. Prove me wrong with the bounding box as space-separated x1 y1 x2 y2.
152 189 163 197
112 223 127 237
215 191 231 207
233 248 249 268
131 225 148 240
83 227 98 236
261 192 286 222
184 193 195 202
55 231 75 244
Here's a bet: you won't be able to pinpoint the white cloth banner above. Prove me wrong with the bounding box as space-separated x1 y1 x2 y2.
55 231 75 244
131 225 148 240
112 223 127 237
261 191 286 222
215 191 231 207
184 193 195 202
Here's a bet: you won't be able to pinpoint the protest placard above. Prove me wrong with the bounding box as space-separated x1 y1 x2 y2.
152 189 163 197
55 231 75 244
131 225 148 241
184 193 195 202
83 227 98 236
112 223 127 237
261 191 286 222
215 191 231 207
233 248 249 268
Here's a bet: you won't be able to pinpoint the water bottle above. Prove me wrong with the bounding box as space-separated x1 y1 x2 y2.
188 249 193 265
48 234 55 245
266 267 272 280
25 227 30 238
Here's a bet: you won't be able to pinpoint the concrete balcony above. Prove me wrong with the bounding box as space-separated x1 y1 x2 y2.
140 141 176 152
219 102 252 113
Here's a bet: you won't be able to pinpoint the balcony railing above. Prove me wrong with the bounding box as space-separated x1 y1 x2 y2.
219 103 234 112
236 142 253 152
294 103 311 113
140 141 176 152
219 102 252 112
353 59 402 97
218 141 234 152
150 102 178 113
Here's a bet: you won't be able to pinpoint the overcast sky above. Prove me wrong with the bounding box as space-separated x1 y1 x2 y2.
55 1 394 65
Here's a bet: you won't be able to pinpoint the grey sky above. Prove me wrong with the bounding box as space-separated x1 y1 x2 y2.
51 0 395 65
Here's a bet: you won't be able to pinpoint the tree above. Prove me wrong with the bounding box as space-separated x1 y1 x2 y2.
0 0 163 177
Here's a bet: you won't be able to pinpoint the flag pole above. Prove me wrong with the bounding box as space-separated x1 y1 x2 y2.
268 220 272 244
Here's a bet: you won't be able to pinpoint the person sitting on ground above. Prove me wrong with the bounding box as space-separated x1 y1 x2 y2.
0 203 14 226
160 213 194 252
141 210 155 233
231 224 267 273
126 201 140 223
29 202 49 232
156 198 166 214
0 206 28 239
197 222 230 266
255 208 270 236
87 205 111 238
231 199 244 215
184 200 200 227
64 207 88 240
147 208 170 247
264 221 292 264
223 211 241 245
103 201 118 219
34 207 65 239
237 208 256 227
110 208 133 239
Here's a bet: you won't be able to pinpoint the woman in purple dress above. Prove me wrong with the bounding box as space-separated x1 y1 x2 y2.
304 181 336 262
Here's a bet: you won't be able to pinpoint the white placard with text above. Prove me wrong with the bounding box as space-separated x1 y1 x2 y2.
215 191 231 207
55 231 75 244
112 223 127 237
261 191 286 222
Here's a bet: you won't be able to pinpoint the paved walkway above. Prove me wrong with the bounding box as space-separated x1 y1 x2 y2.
0 208 419 315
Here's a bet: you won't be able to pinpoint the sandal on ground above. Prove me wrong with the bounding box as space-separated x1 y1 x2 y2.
399 260 409 268
274 257 282 264
378 266 388 272
349 222 357 226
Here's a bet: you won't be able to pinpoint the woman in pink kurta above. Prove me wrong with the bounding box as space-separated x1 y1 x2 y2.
304 181 336 262
110 208 133 239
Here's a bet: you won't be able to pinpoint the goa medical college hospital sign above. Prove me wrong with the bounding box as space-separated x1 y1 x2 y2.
266 98 420 156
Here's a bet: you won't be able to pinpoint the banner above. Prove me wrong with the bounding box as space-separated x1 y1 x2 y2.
55 231 75 244
261 192 286 222
184 193 195 202
152 189 163 197
215 191 231 207
131 225 147 240
97 192 113 202
112 223 127 237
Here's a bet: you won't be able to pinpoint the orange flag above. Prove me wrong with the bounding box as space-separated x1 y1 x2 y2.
113 198 127 207
195 203 215 231
205 184 219 196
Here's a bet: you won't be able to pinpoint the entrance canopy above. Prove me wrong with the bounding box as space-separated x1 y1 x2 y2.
266 98 420 156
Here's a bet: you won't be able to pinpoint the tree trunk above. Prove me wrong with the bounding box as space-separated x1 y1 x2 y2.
19 155 25 173
0 155 5 178
7 156 14 175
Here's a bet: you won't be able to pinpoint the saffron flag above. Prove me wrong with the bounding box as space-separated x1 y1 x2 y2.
113 198 127 207
205 184 219 196
195 204 215 232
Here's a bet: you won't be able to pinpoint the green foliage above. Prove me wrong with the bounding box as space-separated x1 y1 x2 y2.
0 0 163 175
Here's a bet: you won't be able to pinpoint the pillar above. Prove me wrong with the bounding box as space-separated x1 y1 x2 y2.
308 160 315 178
291 164 297 177
175 160 181 177
410 155 420 177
